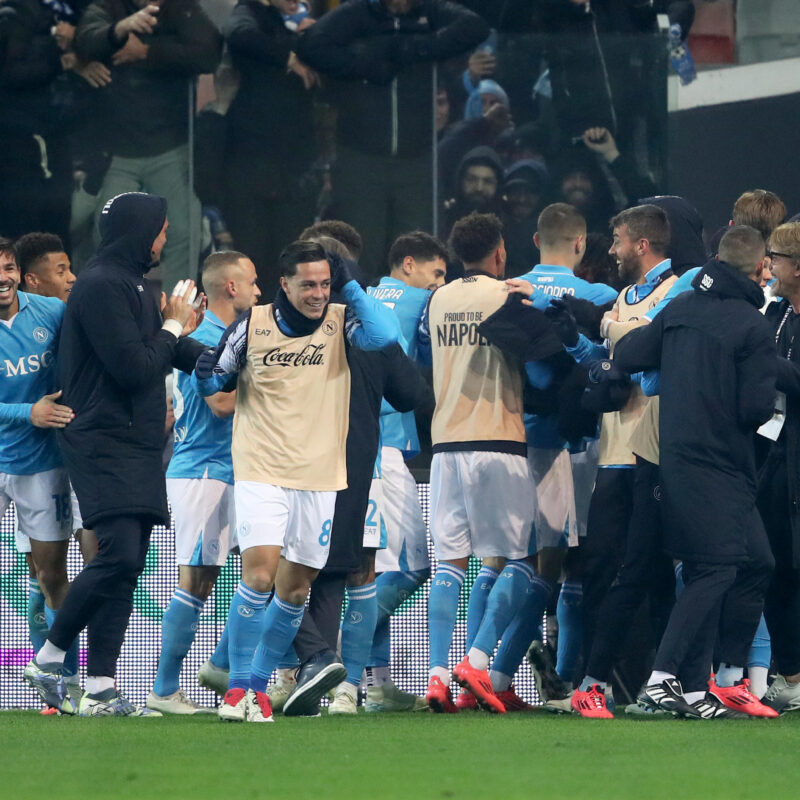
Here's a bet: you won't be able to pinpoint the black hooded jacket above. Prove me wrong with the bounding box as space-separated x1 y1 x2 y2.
640 195 706 277
614 259 776 564
57 192 205 527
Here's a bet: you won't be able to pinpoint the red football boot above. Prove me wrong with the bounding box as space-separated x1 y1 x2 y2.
497 686 535 712
455 689 478 711
709 678 779 718
452 657 506 714
571 685 614 719
426 676 458 714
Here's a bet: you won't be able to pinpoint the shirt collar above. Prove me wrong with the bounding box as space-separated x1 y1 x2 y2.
533 264 573 275
204 309 225 330
17 290 30 312
643 259 672 286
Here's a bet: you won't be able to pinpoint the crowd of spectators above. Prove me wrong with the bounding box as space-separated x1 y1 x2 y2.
1 0 694 295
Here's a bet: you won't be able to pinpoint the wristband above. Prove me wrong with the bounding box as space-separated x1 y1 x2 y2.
162 319 183 338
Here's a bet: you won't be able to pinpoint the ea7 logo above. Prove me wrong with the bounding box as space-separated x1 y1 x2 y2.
254 328 271 336
700 274 714 291
435 579 452 587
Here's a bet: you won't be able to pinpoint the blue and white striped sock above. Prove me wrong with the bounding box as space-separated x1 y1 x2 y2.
428 563 466 677
153 589 205 697
470 560 538 671
227 582 269 691
465 565 499 652
341 582 378 686
250 595 305 693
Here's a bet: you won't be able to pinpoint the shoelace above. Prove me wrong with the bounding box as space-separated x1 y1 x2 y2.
588 688 605 708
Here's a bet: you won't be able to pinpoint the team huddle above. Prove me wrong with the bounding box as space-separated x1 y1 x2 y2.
5 188 800 722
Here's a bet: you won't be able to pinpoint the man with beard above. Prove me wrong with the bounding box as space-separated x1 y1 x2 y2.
440 146 503 240
561 204 676 687
24 192 206 716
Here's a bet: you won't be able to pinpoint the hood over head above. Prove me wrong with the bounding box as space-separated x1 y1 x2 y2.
464 79 510 120
456 145 504 185
91 192 168 276
691 258 764 309
640 194 706 277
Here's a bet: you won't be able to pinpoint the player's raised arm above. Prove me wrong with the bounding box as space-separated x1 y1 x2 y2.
193 310 251 396
330 254 399 351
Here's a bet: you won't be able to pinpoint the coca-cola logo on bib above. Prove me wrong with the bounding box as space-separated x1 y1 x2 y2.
262 343 326 367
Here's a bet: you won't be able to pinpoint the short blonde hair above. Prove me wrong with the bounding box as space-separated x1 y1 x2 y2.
769 222 800 261
732 190 786 242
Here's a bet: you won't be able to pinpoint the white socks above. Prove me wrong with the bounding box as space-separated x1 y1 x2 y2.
37 640 66 666
748 666 769 699
430 666 450 685
86 676 114 695
716 663 744 688
489 670 512 693
467 647 490 672
365 666 391 687
648 670 676 685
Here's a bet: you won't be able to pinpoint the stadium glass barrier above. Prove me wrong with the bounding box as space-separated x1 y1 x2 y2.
2 24 669 710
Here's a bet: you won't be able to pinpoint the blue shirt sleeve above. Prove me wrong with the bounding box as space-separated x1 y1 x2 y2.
0 403 34 424
640 370 661 396
566 333 608 364
343 280 400 351
646 267 699 320
417 297 432 367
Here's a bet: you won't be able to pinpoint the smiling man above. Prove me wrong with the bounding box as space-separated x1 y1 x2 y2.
0 238 77 705
194 239 399 723
16 233 76 303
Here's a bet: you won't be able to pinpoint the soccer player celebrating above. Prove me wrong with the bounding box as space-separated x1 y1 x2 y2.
421 213 535 714
365 231 447 712
0 238 77 708
146 251 261 714
195 240 398 723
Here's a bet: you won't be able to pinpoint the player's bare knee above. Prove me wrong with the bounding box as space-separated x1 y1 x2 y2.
179 565 219 600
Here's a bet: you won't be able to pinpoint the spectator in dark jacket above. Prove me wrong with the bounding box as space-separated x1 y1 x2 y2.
26 192 206 716
297 0 488 274
75 0 221 293
614 225 777 717
223 0 321 297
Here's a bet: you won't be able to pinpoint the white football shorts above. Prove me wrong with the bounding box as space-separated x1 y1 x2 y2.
528 447 578 552
167 477 235 567
375 446 430 573
430 450 535 561
570 439 600 539
234 481 336 569
1 468 72 544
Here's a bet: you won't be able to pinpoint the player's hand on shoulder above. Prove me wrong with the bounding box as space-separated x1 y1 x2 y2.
30 390 75 429
505 278 534 306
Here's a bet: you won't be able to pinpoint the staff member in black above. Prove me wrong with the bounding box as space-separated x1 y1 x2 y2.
25 192 205 716
614 225 777 717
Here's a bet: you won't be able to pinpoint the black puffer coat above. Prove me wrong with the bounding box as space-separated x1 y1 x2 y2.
57 193 204 527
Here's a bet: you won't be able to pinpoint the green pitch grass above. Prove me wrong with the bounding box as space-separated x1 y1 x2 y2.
3 709 799 799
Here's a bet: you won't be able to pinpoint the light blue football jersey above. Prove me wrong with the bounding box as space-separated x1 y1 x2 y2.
0 292 64 475
167 310 234 484
517 266 616 449
368 277 430 458
519 264 618 312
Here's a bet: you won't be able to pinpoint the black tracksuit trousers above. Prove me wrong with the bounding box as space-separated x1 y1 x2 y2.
47 515 152 678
